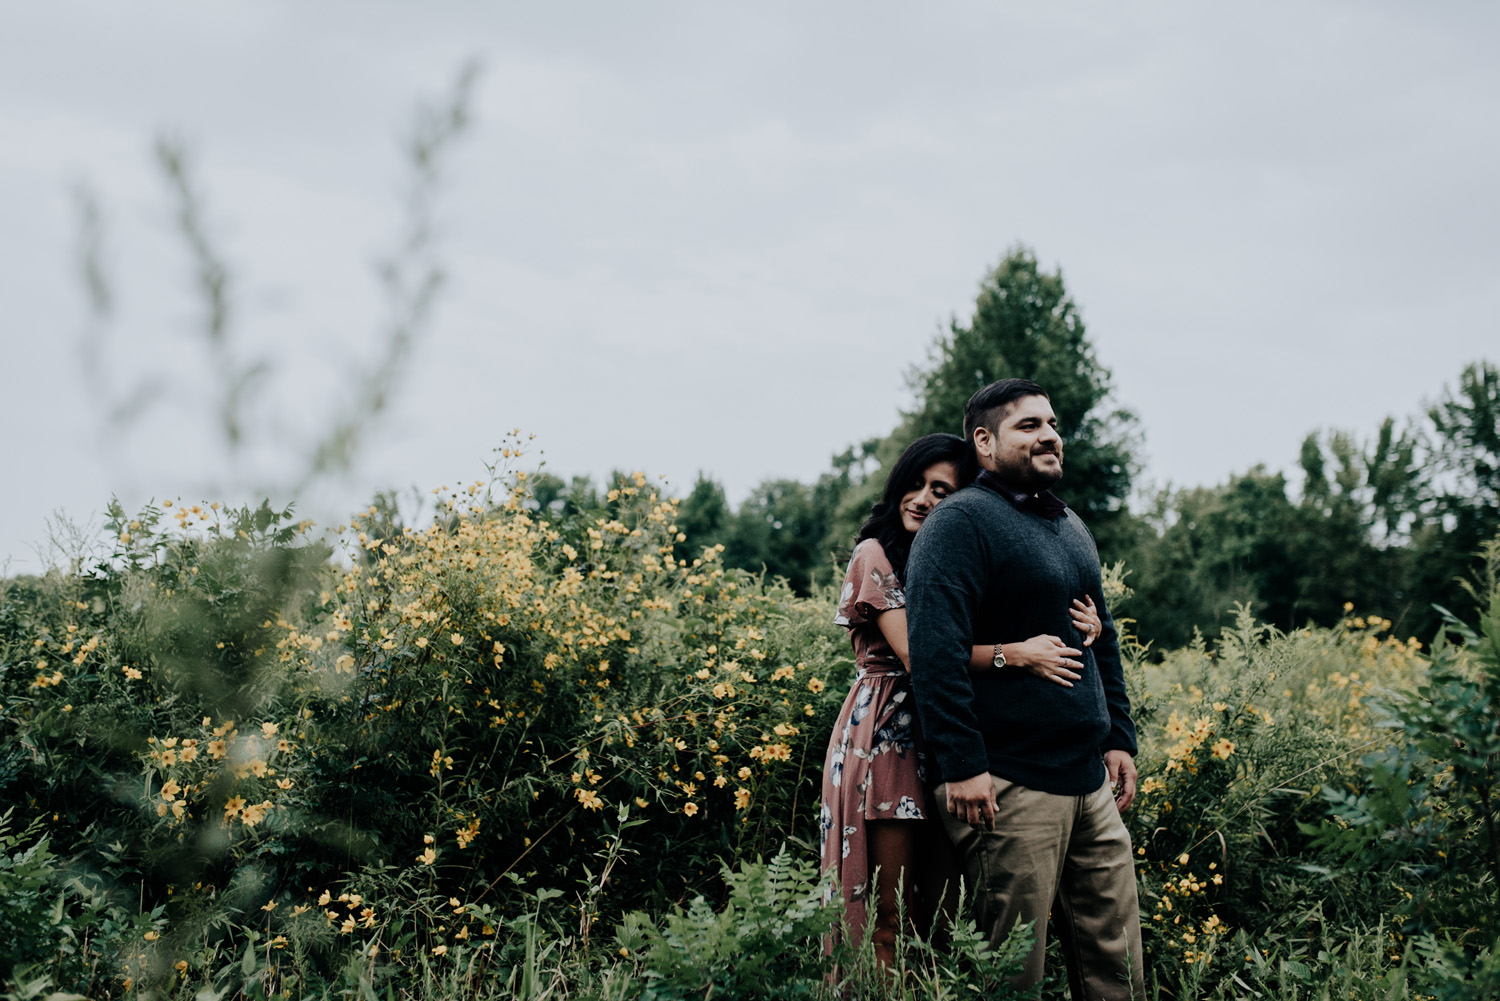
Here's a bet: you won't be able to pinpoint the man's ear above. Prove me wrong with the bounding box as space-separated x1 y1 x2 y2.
972 426 993 460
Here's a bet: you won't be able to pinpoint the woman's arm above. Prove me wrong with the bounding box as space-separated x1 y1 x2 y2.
875 608 1089 688
875 607 913 666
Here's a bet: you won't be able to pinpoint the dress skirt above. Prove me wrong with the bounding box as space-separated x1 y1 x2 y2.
818 666 929 938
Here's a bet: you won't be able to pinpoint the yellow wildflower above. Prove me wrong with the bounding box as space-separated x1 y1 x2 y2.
241 801 272 826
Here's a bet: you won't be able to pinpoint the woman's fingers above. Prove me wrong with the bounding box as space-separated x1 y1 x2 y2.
1070 599 1101 647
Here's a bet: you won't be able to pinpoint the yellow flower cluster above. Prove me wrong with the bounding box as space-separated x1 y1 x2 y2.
142 717 301 829
301 887 380 936
1158 712 1218 777
302 469 840 835
1149 852 1229 964
27 620 106 689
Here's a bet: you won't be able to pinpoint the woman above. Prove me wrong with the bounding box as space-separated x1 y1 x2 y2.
819 433 1102 966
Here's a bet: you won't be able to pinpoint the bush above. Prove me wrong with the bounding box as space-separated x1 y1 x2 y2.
0 456 851 997
1312 541 1500 998
1120 601 1428 991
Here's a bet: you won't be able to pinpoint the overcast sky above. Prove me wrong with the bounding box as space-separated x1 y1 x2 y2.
3 2 1497 571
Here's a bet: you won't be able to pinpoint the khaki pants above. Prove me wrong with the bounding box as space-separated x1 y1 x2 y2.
934 775 1145 1001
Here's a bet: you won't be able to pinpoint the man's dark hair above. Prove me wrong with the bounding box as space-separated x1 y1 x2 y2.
963 378 1050 442
853 433 976 580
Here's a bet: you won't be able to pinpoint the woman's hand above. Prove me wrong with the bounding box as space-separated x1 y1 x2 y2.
1070 596 1102 648
1005 635 1083 687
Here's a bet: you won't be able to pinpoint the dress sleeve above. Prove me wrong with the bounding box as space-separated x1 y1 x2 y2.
833 540 906 628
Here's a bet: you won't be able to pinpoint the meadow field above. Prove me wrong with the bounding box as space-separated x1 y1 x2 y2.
4 443 1498 1000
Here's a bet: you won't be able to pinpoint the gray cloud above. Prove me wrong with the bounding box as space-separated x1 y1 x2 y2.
3 1 1497 569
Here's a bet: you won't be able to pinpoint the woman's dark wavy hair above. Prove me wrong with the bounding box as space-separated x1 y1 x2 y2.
853 433 976 580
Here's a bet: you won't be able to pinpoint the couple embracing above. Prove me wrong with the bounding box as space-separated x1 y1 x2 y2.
819 378 1145 1000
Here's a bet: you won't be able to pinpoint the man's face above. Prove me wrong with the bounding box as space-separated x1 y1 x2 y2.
973 394 1063 491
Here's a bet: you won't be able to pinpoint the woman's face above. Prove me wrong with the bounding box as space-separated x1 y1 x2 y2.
899 461 961 534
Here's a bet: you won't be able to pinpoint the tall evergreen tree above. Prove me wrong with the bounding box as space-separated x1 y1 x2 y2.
827 246 1141 556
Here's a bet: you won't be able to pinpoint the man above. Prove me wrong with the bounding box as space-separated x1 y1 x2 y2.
905 378 1144 1000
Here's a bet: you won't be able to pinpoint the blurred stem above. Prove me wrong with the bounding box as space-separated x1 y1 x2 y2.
74 184 168 435
298 60 479 491
156 137 268 454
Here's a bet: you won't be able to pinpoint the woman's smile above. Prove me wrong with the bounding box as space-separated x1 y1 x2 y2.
898 460 960 534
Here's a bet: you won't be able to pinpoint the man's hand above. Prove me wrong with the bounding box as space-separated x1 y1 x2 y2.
1007 635 1084 687
1104 749 1136 813
945 772 998 830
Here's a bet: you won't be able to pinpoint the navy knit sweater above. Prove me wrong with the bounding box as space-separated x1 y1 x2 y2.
905 478 1137 795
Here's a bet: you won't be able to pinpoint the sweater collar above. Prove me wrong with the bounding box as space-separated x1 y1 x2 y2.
976 469 1068 520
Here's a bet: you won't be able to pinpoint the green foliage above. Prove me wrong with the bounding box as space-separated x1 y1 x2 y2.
673 476 732 567
614 851 1032 1001
615 847 836 1000
6 485 1497 998
1128 468 1303 647
1428 361 1500 521
1121 603 1429 993
0 812 60 982
720 478 845 595
1311 540 1500 996
1124 360 1498 652
0 461 859 997
678 444 877 595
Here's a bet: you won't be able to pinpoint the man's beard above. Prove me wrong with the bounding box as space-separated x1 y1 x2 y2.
997 449 1064 492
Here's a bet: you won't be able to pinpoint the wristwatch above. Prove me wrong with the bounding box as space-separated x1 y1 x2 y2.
991 643 1006 670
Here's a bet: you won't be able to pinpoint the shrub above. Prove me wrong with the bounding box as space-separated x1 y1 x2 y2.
1122 602 1428 990
0 457 851 996
1313 541 1500 998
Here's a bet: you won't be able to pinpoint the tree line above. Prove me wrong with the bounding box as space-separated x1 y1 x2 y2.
531 247 1499 653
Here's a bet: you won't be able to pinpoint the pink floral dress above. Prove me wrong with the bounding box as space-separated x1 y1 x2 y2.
819 539 929 934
